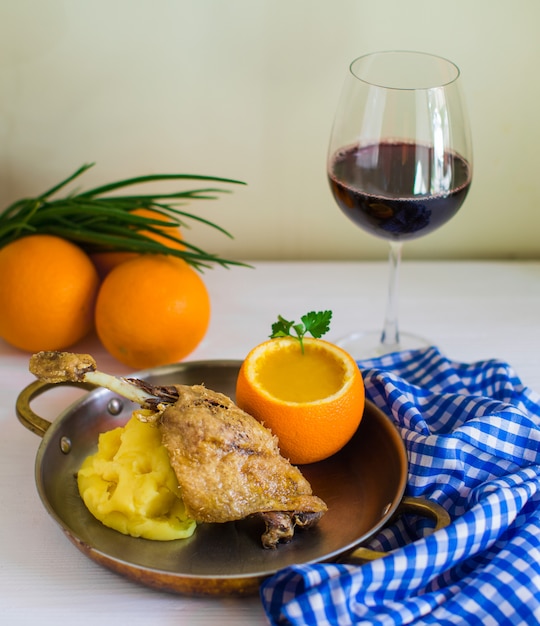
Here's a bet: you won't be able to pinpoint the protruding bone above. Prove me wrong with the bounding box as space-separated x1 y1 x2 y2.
29 351 158 407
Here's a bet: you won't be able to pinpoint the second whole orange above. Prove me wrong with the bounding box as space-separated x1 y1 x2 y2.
235 336 365 465
94 255 210 370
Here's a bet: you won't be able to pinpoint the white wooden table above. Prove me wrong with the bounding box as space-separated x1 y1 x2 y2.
1 261 539 625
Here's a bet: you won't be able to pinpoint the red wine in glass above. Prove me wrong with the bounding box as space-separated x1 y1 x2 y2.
327 51 473 358
329 141 471 241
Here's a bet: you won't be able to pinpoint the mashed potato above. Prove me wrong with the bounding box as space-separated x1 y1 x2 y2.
77 415 196 541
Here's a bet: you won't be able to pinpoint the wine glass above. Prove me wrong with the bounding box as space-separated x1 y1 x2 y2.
327 50 472 358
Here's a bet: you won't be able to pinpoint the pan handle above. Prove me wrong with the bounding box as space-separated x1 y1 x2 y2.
345 496 451 562
16 379 96 438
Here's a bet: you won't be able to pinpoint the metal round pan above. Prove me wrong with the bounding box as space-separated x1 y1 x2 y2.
16 360 448 596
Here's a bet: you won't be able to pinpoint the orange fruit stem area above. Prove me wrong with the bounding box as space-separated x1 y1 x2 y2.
235 337 365 465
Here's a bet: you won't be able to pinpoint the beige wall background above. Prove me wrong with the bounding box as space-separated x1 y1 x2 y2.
0 0 538 262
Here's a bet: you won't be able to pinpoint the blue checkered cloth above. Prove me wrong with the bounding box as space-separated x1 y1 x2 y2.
260 346 540 625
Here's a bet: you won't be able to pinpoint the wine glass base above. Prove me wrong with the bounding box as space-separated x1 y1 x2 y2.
334 330 432 361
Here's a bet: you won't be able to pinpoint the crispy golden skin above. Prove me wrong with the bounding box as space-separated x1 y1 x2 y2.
156 384 327 547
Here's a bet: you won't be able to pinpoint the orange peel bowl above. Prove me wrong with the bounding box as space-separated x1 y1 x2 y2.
235 337 365 465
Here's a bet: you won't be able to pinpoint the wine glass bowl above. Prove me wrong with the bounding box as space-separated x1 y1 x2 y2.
327 51 472 358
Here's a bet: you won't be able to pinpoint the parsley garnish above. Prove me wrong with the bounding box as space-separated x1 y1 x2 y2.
270 310 332 352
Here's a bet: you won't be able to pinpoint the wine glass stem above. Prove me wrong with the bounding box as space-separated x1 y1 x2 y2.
380 241 403 349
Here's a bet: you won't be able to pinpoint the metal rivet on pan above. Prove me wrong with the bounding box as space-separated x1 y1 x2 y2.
107 398 123 415
60 436 72 454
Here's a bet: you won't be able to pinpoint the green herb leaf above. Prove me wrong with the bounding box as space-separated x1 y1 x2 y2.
301 310 333 338
269 310 332 352
270 315 295 338
0 163 249 271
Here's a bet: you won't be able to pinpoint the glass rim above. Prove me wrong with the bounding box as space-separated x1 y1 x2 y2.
349 50 461 91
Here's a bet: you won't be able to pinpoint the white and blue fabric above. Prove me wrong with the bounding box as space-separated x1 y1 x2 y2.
260 346 540 625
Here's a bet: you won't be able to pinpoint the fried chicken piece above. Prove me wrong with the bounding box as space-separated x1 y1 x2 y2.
29 351 327 548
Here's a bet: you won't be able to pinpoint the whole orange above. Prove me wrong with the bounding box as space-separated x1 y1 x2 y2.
0 234 100 352
95 254 210 370
90 207 184 279
235 337 365 465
